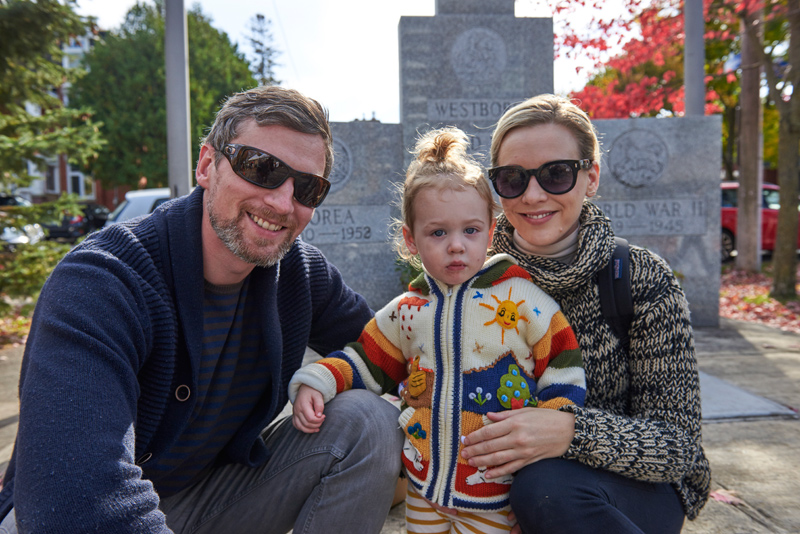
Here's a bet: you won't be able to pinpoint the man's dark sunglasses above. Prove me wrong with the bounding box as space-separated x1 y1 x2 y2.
221 143 331 208
487 159 593 198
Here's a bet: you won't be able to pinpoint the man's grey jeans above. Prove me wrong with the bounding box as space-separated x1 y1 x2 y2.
0 509 13 534
1 390 403 533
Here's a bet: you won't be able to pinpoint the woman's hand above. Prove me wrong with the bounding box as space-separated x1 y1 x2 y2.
460 408 576 480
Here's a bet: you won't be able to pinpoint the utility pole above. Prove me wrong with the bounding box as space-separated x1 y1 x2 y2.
684 0 705 116
165 0 192 198
737 12 764 272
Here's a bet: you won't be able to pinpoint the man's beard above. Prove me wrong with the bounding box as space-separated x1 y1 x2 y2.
207 187 295 268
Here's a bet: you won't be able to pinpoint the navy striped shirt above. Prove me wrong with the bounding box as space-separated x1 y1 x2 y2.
151 277 269 496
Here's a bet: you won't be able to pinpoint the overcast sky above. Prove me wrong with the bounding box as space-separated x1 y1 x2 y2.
74 0 592 124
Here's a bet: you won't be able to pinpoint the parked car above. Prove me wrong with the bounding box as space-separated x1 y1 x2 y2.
1 222 45 251
0 193 31 208
721 181 800 262
43 202 109 242
0 194 45 251
105 188 171 226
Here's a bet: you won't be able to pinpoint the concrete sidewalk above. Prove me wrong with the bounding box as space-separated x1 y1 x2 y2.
2 317 799 532
685 318 800 534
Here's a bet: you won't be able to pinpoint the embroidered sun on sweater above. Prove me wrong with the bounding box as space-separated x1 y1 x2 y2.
290 254 585 512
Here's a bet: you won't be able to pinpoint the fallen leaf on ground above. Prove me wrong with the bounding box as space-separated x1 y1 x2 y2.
719 265 800 334
709 489 744 506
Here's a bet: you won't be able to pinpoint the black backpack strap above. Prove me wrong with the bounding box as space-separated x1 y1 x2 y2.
597 237 633 351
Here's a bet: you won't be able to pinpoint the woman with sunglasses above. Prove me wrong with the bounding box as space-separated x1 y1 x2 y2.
459 94 709 533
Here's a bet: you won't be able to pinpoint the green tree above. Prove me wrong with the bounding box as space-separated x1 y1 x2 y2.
0 0 104 316
0 236 73 315
69 1 256 189
0 0 104 190
247 13 280 86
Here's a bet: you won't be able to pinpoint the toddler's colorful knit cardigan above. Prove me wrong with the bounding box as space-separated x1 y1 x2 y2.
289 254 586 512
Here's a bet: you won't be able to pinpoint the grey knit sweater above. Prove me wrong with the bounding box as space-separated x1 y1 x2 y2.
491 202 710 520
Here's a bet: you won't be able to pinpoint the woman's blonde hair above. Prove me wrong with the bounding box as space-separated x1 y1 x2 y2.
393 126 498 265
491 94 600 167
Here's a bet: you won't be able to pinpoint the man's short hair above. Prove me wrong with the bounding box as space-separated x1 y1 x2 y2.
202 86 334 177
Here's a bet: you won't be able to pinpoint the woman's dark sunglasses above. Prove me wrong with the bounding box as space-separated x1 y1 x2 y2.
221 143 331 208
487 159 593 198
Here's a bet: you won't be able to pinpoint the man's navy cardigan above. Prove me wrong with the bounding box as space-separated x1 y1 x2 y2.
0 187 372 532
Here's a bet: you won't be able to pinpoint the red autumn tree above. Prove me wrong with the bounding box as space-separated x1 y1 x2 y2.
560 0 734 118
562 0 745 180
548 0 798 299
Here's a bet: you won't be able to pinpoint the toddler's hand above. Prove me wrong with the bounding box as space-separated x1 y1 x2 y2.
292 385 326 433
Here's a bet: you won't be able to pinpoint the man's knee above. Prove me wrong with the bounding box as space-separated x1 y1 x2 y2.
331 389 399 424
325 391 404 464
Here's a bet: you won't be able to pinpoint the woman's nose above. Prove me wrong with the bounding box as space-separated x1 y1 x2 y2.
519 175 548 203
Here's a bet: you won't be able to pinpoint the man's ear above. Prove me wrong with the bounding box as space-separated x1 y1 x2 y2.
402 224 418 255
196 144 215 190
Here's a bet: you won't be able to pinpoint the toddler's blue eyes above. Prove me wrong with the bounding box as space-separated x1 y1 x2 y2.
465 228 477 235
432 230 445 237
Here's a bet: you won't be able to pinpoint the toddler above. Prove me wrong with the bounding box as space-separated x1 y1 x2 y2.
289 127 586 533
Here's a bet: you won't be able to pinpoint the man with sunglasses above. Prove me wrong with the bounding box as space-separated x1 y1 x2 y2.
0 86 403 534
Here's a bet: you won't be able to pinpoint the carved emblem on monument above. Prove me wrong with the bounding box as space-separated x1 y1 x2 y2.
329 137 353 194
607 129 669 188
450 28 507 85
